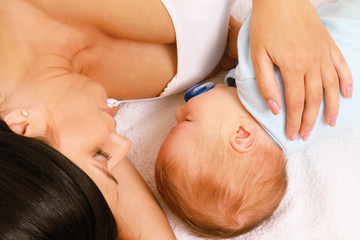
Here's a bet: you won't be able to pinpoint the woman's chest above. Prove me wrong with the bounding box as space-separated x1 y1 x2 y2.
72 36 177 99
2 1 178 100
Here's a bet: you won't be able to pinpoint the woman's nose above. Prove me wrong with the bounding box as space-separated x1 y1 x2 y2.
107 132 132 171
174 105 186 123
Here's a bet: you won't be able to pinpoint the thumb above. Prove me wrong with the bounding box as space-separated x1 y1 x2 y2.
252 52 282 115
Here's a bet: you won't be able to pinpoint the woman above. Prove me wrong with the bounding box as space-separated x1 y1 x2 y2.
1 0 233 238
0 0 351 239
0 118 119 240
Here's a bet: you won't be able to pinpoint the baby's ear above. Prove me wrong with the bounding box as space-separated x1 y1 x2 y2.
229 124 256 153
3 109 30 135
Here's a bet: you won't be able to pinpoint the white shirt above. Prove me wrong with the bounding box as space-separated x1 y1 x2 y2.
160 0 233 96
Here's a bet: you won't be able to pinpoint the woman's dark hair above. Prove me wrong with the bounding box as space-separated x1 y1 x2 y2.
0 118 118 240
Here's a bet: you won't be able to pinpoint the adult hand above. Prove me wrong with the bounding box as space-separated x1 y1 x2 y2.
250 0 353 141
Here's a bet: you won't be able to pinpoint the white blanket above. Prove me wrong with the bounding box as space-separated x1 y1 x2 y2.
112 0 360 239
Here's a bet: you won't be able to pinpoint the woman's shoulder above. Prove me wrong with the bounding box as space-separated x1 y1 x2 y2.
28 0 176 43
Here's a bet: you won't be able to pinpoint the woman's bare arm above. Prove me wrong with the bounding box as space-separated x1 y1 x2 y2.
113 158 176 240
28 0 176 43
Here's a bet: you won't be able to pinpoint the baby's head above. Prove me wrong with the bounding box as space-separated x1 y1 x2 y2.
155 84 287 238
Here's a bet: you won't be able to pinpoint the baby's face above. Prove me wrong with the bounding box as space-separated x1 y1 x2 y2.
158 84 255 162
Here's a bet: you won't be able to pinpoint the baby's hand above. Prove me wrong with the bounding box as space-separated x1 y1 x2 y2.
225 15 241 60
250 0 353 141
207 15 241 80
220 15 242 70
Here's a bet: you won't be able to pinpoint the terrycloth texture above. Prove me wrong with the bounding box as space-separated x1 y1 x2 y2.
112 0 360 239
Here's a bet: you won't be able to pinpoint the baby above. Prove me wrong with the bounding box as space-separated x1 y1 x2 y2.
155 0 360 238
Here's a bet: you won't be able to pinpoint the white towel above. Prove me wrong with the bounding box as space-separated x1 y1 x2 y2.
113 0 360 239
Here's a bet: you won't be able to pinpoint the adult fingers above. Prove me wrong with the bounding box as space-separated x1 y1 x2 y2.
252 50 282 115
282 71 305 141
321 55 340 127
299 69 323 141
330 42 353 99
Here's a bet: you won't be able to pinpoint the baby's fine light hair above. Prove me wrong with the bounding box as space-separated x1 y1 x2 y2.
155 134 287 239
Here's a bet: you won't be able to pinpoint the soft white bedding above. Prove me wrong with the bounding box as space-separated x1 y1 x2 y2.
111 0 360 239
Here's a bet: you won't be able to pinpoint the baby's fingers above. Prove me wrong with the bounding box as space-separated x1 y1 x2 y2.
226 15 242 59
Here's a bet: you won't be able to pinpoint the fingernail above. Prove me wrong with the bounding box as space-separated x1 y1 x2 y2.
329 115 337 127
267 100 280 115
289 132 298 141
347 86 353 99
301 131 311 141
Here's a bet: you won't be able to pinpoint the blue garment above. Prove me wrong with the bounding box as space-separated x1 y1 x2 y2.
225 0 360 155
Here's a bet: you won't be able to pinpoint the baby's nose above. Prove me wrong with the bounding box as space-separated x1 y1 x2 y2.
175 105 186 123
